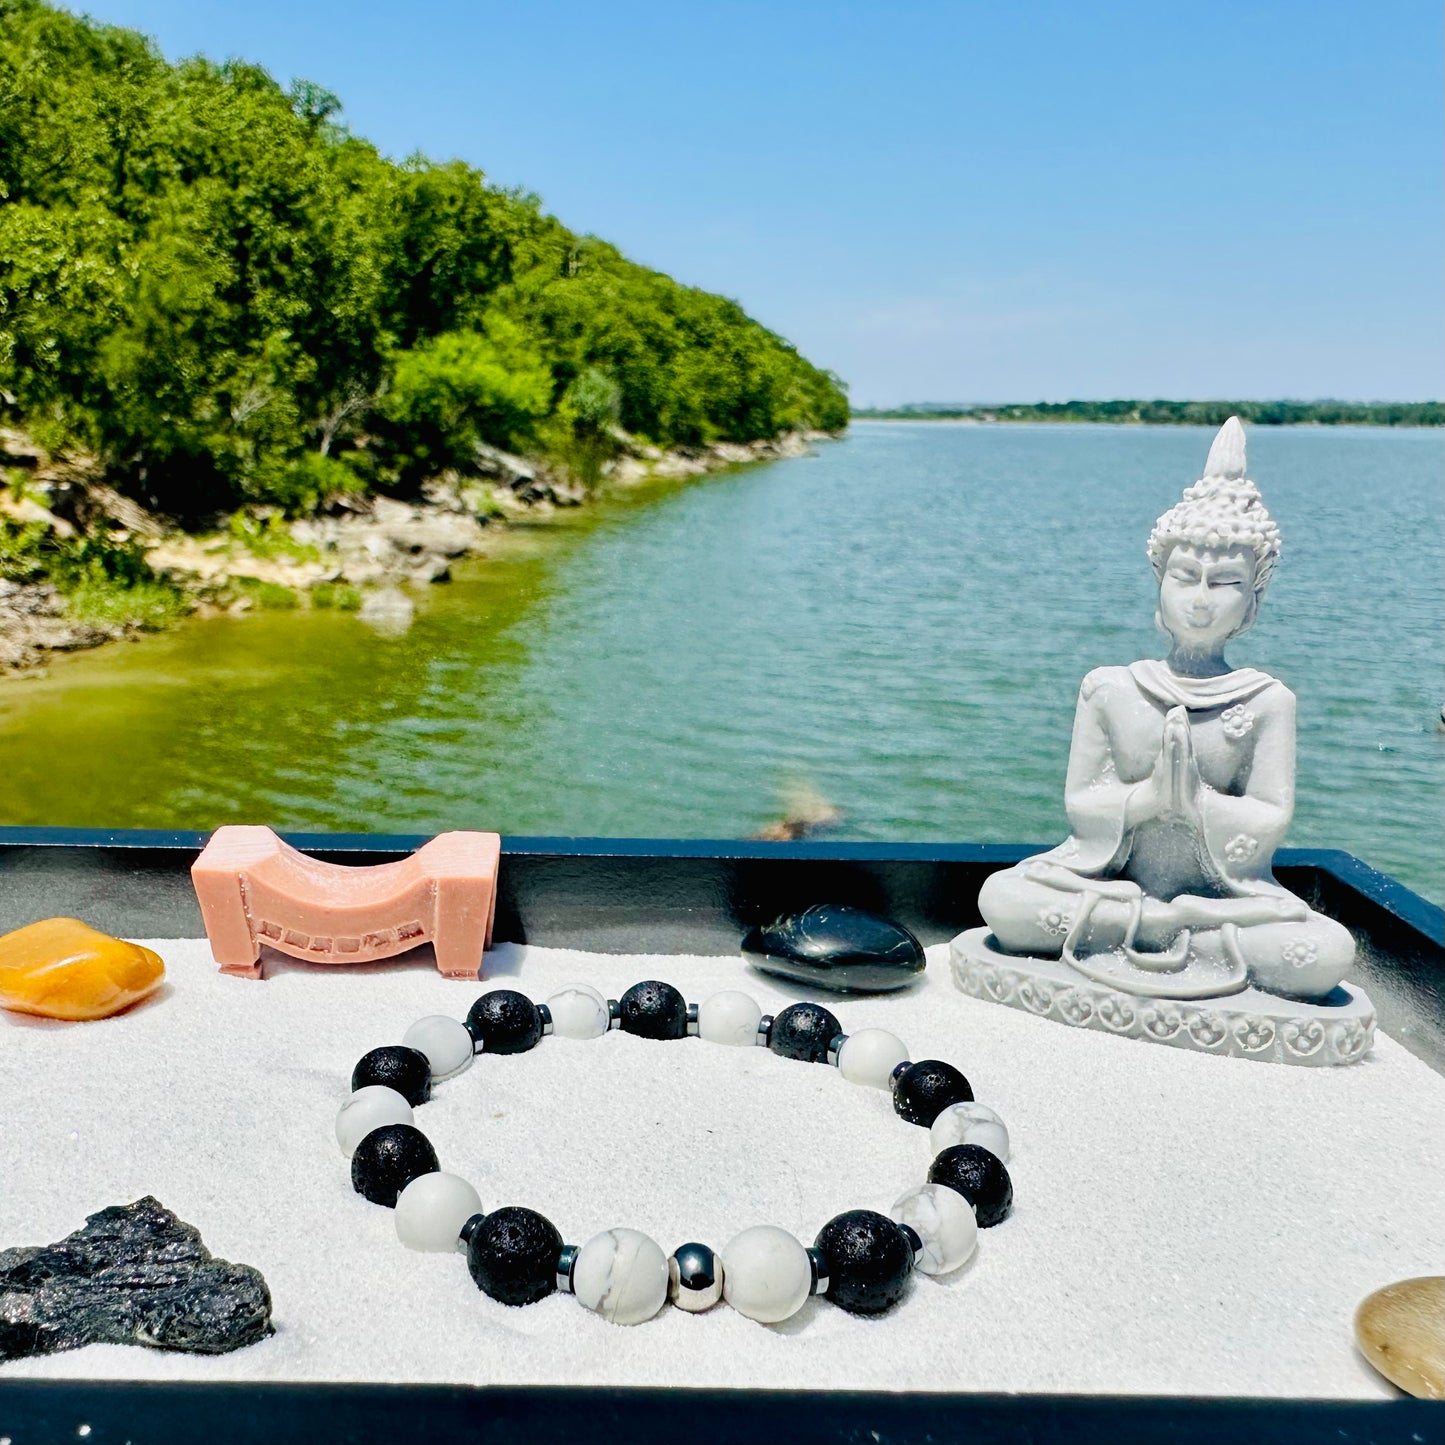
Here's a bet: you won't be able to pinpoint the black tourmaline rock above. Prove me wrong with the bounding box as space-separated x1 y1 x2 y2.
0 1197 272 1362
742 904 925 993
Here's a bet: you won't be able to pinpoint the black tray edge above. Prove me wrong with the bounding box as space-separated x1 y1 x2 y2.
0 1378 1436 1445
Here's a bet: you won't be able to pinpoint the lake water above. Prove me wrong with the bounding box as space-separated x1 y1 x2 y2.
1 422 1440 900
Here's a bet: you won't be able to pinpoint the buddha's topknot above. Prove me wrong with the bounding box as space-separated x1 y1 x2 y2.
1146 417 1281 597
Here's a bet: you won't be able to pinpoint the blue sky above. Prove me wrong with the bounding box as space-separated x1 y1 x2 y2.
74 1 1443 405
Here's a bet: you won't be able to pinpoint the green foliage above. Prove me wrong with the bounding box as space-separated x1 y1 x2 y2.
379 320 553 480
310 580 361 611
225 510 320 561
244 453 365 517
62 576 187 630
49 530 158 591
564 366 623 435
231 575 299 609
0 516 187 628
0 0 848 520
0 519 50 581
854 400 1443 426
556 366 622 489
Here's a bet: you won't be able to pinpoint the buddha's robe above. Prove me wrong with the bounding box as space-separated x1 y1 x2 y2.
978 660 1353 1000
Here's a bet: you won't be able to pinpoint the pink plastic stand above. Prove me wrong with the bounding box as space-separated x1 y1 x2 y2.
191 826 500 979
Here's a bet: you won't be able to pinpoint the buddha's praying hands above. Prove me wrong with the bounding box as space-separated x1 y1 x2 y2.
977 418 1353 1002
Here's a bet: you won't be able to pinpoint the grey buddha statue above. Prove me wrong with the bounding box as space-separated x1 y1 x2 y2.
971 418 1356 1009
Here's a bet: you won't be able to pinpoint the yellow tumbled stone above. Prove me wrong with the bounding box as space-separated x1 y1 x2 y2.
1354 1276 1444 1400
0 917 165 1021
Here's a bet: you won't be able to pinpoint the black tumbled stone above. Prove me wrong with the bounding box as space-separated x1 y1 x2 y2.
929 1143 1013 1228
350 1124 439 1207
618 980 688 1040
892 1059 973 1127
351 1045 431 1106
466 1207 563 1306
813 1209 914 1315
742 904 925 993
467 989 542 1054
768 1001 843 1063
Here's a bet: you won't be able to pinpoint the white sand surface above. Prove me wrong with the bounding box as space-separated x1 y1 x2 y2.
1 939 1441 1397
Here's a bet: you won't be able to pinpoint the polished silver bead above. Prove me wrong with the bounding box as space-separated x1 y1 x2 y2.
556 1243 579 1294
826 1032 848 1066
755 1015 773 1046
536 1003 554 1036
807 1245 830 1295
608 999 622 1030
668 1242 723 1312
685 1002 699 1036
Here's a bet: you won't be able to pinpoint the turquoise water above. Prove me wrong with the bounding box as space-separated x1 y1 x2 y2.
1 422 1440 899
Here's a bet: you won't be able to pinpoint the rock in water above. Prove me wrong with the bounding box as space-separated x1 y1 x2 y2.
742 904 925 993
1354 1276 1444 1399
0 1197 272 1360
0 917 164 1020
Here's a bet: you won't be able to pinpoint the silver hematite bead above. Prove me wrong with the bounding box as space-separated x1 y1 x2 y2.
807 1245 830 1295
556 1243 579 1294
668 1242 723 1312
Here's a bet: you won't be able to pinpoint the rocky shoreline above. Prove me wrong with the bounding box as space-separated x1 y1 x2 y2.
0 428 830 673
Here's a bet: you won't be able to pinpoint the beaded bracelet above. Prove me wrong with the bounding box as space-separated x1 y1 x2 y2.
334 981 1014 1326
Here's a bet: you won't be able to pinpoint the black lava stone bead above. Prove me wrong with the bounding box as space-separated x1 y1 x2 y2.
891 1059 973 1127
351 1045 431 1106
467 989 543 1054
768 1001 843 1063
618 980 689 1040
466 1206 563 1306
350 1123 440 1206
929 1143 1013 1228
813 1209 914 1315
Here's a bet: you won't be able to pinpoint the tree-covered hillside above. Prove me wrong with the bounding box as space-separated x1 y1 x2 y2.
0 0 847 520
853 400 1442 426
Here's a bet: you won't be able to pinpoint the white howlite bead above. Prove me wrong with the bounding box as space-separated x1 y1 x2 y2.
334 1085 413 1157
546 984 612 1040
401 1015 474 1080
698 991 762 1046
394 1172 483 1252
929 1101 1010 1163
572 1228 670 1326
891 1183 978 1276
721 1225 813 1323
836 1028 910 1088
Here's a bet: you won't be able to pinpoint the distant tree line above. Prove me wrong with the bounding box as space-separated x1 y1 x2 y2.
853 400 1443 426
0 0 848 521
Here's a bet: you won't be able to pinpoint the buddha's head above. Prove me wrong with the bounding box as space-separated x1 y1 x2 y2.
1146 417 1281 650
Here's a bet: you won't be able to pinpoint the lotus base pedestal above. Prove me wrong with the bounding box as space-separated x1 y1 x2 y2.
949 926 1376 1067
